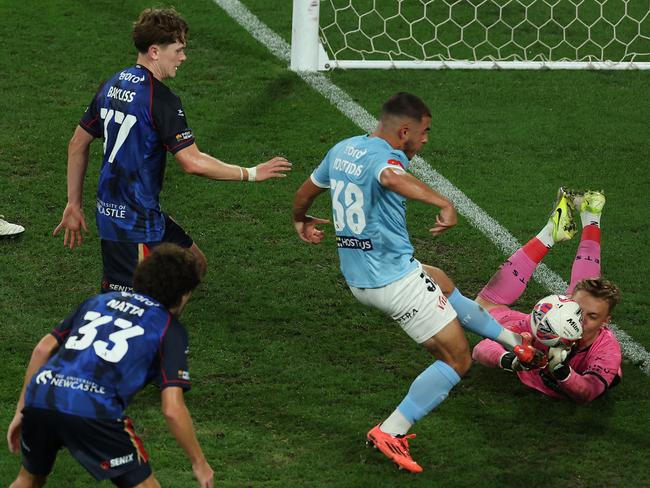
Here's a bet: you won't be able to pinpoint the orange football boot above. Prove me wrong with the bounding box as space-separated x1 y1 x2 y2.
367 424 423 473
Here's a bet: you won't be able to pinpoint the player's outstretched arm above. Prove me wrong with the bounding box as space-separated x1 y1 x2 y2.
161 387 214 488
52 126 94 249
175 144 291 182
379 168 457 236
293 178 330 244
7 334 59 453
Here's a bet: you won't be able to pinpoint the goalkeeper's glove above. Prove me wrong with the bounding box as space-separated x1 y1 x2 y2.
547 345 572 381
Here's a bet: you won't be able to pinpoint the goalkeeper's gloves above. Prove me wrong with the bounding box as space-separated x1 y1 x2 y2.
547 345 572 381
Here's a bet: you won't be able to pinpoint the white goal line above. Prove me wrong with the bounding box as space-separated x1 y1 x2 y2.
212 0 650 376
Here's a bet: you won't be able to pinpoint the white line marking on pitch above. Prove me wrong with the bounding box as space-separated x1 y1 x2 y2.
212 0 650 375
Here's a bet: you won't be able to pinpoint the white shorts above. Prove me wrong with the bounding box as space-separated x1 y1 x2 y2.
350 265 458 343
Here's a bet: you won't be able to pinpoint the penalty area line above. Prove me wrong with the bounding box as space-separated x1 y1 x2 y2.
211 0 650 376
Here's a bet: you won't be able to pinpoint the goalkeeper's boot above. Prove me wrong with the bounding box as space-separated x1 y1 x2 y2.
548 188 577 243
0 216 25 238
574 190 606 216
513 332 548 370
367 424 423 473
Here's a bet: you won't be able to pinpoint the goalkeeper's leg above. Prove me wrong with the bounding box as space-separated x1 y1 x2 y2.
566 190 605 295
477 188 577 307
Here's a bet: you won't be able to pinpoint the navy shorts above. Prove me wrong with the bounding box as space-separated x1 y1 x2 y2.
20 407 151 487
101 214 193 293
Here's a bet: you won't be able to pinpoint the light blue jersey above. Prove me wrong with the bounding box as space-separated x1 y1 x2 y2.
312 135 418 288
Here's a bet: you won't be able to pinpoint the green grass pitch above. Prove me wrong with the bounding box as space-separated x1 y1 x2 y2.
1 1 649 486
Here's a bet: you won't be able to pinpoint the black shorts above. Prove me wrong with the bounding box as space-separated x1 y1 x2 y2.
101 213 193 293
20 407 151 487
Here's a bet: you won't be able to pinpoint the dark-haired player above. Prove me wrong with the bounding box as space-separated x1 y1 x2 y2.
293 92 543 473
7 244 213 487
472 189 622 403
53 7 291 292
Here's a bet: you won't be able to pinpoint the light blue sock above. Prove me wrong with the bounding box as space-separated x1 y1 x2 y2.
397 360 461 424
448 287 503 341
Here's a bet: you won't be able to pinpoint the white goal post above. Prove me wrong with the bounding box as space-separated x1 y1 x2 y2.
291 0 650 70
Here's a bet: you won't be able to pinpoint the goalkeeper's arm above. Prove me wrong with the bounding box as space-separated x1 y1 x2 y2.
546 347 610 403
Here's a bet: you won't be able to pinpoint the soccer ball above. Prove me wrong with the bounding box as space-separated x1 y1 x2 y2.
530 294 583 347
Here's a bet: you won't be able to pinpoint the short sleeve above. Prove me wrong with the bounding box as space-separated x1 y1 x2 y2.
311 155 331 188
152 88 195 154
375 152 408 182
50 301 88 345
79 89 104 139
157 319 192 391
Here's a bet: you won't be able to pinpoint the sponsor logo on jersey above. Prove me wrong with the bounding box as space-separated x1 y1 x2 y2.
97 199 126 219
343 145 367 159
38 372 107 395
118 71 145 84
336 235 373 251
36 369 53 385
175 130 193 141
107 86 136 103
177 108 185 117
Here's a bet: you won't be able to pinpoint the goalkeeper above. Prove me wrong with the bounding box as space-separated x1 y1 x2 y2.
472 189 622 403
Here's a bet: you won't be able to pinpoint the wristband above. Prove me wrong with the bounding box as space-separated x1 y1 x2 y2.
247 166 257 182
238 167 243 181
553 364 571 382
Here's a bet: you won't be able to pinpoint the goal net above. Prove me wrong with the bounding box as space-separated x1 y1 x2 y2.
291 0 650 70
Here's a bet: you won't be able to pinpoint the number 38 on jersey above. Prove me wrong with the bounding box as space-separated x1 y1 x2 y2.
331 179 366 234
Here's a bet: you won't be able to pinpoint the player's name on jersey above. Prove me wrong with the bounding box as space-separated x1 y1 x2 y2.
106 298 146 317
333 157 364 177
107 86 136 103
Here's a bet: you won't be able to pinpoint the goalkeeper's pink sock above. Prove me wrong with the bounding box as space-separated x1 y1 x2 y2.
478 238 546 306
566 225 601 295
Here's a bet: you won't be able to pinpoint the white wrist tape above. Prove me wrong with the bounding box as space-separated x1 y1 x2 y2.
247 166 257 182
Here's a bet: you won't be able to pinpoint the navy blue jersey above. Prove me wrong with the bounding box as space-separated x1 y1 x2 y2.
24 292 191 419
80 65 195 242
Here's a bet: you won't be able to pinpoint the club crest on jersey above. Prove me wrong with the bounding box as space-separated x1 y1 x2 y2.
387 159 404 169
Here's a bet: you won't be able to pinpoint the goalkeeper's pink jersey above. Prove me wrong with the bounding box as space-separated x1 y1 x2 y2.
472 306 622 403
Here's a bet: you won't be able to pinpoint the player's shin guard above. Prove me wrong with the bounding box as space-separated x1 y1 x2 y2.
448 288 519 349
397 361 460 424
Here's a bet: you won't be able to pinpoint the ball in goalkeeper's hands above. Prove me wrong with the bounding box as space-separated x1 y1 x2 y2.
530 294 583 347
